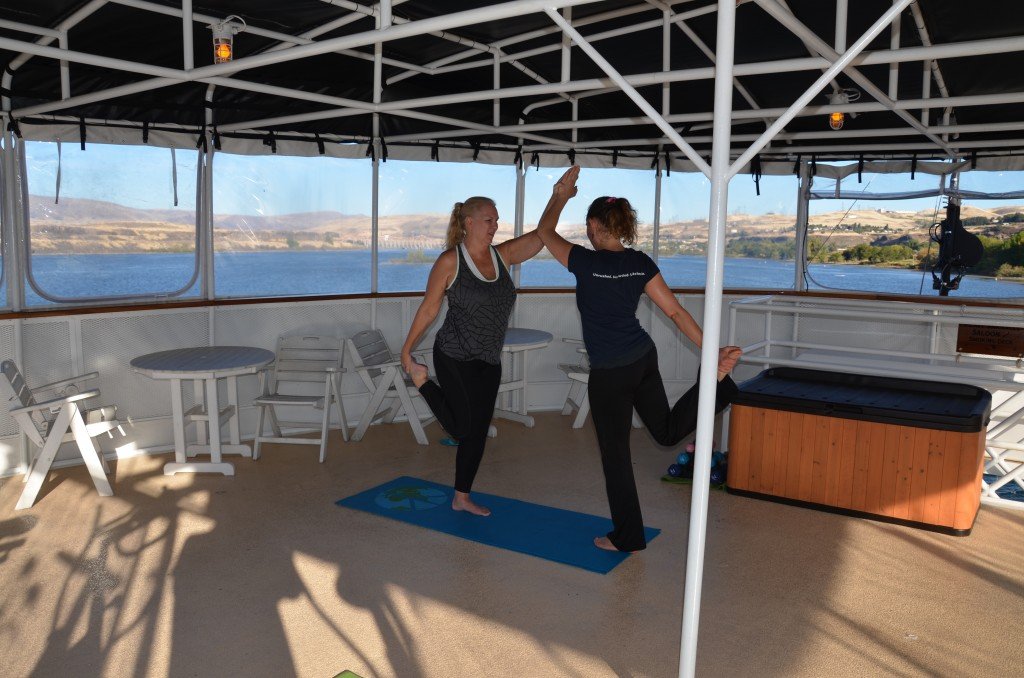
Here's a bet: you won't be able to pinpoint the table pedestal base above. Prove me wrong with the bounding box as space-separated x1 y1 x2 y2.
164 461 235 476
187 443 253 458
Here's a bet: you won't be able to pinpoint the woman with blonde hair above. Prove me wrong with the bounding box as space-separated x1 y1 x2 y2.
401 196 543 516
537 166 742 552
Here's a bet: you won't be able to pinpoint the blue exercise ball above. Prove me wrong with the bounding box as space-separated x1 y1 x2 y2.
667 463 684 478
676 451 692 466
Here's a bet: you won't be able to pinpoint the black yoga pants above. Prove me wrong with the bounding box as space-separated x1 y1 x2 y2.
418 345 502 493
588 346 738 551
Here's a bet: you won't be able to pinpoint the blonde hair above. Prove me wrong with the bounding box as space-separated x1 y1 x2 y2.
586 196 639 245
446 196 496 249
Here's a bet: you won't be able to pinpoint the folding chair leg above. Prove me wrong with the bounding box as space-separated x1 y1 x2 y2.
394 380 428 446
572 392 590 429
561 382 579 415
70 406 113 497
332 375 349 443
16 404 73 510
253 403 267 461
353 372 394 442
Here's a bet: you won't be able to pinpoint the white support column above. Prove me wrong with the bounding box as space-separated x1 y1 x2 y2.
888 0 901 100
493 52 501 127
835 0 848 53
921 59 931 126
652 161 662 263
1 124 21 310
57 32 71 100
371 156 380 294
182 0 193 70
513 160 526 290
680 2 736 675
544 9 712 177
793 162 810 291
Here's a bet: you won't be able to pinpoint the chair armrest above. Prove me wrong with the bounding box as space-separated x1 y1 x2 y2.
411 349 432 360
561 338 583 345
10 389 100 415
31 372 99 394
353 359 402 372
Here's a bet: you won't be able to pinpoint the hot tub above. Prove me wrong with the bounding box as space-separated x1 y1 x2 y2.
726 367 991 535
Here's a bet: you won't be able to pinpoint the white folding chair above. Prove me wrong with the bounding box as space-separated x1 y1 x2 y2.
558 339 642 430
252 335 348 463
346 329 434 445
1 360 125 510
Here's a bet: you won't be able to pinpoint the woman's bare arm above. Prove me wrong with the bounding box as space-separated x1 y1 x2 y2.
401 250 456 372
536 166 580 268
644 273 703 347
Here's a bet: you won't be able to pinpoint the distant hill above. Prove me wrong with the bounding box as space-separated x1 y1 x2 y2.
25 194 1024 254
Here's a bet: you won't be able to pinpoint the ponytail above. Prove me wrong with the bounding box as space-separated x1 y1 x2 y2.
445 196 495 250
586 196 639 245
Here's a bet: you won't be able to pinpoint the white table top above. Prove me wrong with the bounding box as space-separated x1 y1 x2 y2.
503 328 554 351
131 346 275 378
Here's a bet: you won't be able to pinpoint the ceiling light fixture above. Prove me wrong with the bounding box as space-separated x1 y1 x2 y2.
210 15 246 64
827 88 860 131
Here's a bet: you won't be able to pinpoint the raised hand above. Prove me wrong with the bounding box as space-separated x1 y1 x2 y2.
553 165 580 200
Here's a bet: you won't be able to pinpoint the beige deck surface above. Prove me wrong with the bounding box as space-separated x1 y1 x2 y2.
0 413 1022 678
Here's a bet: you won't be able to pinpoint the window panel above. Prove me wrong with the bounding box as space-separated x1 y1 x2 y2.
212 152 372 297
377 160 515 293
807 171 1024 298
520 166 655 288
24 142 199 305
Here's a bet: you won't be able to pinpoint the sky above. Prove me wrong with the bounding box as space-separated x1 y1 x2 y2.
23 141 1024 226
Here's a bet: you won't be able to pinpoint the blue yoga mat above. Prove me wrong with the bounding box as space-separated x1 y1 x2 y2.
336 476 659 574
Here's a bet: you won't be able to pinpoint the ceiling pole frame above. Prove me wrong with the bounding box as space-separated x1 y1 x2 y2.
182 0 193 71
680 1 737 675
5 0 600 118
1 0 108 112
543 10 712 177
794 161 811 291
730 0 917 178
754 0 954 156
187 33 1024 145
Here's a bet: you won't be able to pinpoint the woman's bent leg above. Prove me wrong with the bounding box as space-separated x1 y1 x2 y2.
589 361 647 551
418 347 474 440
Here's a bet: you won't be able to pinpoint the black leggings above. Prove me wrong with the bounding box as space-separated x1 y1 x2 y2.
418 345 502 493
588 346 738 551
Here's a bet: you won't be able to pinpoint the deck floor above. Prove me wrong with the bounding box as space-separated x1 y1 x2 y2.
0 413 1022 678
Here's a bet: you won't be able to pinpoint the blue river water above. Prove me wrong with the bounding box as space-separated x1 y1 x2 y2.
18 250 1024 305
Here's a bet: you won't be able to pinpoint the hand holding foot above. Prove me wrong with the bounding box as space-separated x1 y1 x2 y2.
406 360 429 388
717 346 742 381
452 491 491 516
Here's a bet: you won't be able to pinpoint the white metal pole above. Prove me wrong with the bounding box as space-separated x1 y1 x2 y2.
835 0 848 53
888 0 901 99
653 161 662 263
182 0 193 71
544 9 712 177
680 0 736 675
793 162 810 291
1 124 21 310
57 32 71 100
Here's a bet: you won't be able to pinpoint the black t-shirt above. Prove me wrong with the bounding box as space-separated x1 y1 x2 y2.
568 245 660 368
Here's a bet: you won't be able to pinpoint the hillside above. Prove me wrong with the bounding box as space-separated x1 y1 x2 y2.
25 194 1024 254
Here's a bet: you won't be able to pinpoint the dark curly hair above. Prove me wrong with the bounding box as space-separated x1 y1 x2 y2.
586 196 638 245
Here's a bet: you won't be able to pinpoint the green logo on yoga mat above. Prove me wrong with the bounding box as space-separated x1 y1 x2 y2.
374 485 447 512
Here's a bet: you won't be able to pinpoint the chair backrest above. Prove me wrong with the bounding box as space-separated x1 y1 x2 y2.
0 360 35 409
348 330 396 369
270 336 344 391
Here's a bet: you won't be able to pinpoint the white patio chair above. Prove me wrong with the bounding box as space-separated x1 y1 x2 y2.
346 329 434 446
252 335 348 463
1 360 125 510
558 339 642 430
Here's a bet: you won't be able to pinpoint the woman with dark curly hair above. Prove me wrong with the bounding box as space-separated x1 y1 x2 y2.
537 166 741 552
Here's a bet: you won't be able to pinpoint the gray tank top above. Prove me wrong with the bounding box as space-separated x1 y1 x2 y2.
434 244 516 365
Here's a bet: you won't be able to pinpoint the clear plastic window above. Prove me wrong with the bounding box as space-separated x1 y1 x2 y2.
24 141 199 305
377 160 515 293
520 165 655 287
212 152 372 297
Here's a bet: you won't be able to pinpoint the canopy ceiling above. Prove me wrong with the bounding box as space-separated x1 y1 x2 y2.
2 0 1024 166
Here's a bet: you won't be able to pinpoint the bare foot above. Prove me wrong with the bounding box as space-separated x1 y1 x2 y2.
594 536 640 553
452 491 491 516
717 346 742 381
408 361 429 388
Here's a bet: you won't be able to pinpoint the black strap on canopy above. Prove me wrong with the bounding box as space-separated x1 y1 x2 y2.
531 152 540 170
314 133 325 155
910 153 917 179
513 145 523 169
212 128 222 151
612 149 618 167
142 121 149 144
365 140 376 162
567 149 576 165
379 138 388 161
751 154 762 196
263 131 277 154
79 117 86 150
857 155 864 183
431 141 439 161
